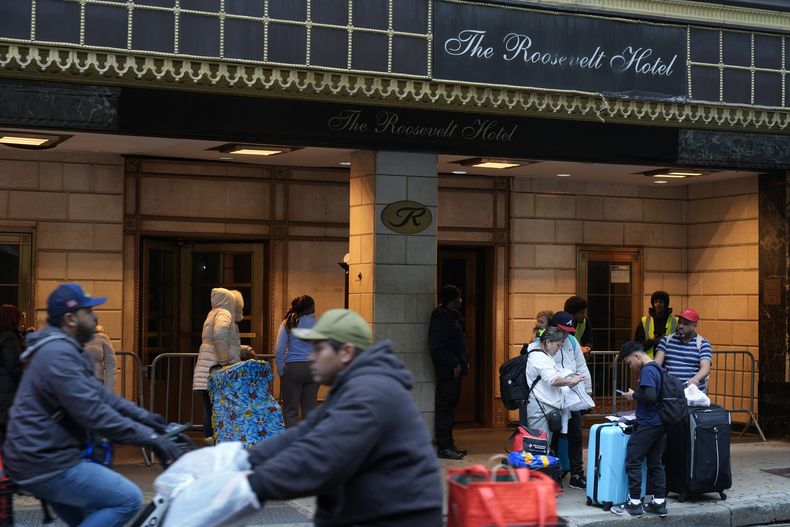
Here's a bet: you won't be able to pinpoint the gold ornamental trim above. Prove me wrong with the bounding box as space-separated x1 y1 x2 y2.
522 0 790 34
1 44 789 132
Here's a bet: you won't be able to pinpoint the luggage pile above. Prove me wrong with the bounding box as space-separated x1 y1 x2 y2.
208 360 285 447
503 426 563 486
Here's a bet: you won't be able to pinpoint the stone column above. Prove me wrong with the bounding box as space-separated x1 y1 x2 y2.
348 151 438 429
758 171 790 439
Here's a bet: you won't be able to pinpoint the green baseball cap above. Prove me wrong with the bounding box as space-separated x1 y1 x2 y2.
292 308 372 350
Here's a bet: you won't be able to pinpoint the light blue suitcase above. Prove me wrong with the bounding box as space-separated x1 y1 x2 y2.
586 423 646 510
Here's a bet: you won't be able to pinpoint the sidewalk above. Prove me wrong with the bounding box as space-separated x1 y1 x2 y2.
11 429 790 527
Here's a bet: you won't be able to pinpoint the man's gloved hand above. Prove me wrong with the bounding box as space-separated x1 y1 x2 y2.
144 434 183 467
140 412 168 434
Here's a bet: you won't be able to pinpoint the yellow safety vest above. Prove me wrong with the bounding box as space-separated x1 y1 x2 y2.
641 315 678 359
576 319 587 345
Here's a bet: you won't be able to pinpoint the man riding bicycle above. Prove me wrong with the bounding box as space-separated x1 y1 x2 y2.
2 284 182 527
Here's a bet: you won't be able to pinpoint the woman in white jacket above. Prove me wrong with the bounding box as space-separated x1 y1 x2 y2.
192 288 240 440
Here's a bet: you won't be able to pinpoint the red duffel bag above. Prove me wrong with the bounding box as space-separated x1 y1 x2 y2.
447 460 560 527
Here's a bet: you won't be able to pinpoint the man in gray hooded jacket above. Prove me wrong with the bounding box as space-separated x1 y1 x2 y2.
2 284 182 527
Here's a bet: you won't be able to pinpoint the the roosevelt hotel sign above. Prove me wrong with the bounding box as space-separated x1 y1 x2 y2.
433 0 688 99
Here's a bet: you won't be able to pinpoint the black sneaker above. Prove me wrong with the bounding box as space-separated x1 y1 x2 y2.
611 502 644 517
644 500 668 517
568 474 587 490
437 448 465 460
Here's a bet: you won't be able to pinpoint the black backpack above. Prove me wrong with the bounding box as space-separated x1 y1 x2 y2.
499 344 540 410
650 363 689 425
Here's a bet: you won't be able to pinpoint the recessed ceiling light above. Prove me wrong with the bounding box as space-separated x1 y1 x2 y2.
451 170 467 175
0 132 70 150
230 148 282 156
210 144 298 156
556 173 571 177
642 168 711 179
456 158 524 169
668 171 704 177
654 180 669 184
339 161 351 166
1 136 49 146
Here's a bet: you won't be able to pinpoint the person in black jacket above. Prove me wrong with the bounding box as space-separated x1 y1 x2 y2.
3 284 183 527
0 304 23 441
429 284 469 460
246 309 442 527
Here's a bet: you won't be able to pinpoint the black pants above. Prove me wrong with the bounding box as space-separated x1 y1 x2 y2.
434 376 462 450
281 361 320 429
199 389 213 438
626 423 667 499
549 411 584 477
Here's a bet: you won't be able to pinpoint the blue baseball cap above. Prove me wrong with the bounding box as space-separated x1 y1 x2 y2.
47 284 107 318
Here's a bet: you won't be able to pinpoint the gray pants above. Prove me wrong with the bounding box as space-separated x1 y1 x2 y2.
523 398 560 446
281 361 319 428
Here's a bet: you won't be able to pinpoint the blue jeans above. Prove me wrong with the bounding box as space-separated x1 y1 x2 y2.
21 461 143 527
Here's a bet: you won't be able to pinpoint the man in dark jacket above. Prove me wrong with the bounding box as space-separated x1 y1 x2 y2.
246 309 442 527
634 290 678 359
2 284 182 527
429 284 469 460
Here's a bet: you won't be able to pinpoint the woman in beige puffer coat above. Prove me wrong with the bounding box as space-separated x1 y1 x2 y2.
192 287 241 439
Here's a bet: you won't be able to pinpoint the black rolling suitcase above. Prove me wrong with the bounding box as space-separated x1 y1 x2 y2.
665 404 732 501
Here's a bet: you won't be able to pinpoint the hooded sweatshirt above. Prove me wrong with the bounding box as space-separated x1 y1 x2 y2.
3 326 155 483
192 288 240 391
246 340 442 527
82 325 117 390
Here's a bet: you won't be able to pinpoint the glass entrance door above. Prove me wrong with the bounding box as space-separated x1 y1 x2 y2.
577 247 642 402
141 239 266 423
141 239 266 363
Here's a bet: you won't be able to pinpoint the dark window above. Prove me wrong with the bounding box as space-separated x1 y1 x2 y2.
268 23 306 64
0 1 32 39
312 28 348 69
132 10 175 53
224 19 265 61
351 32 387 72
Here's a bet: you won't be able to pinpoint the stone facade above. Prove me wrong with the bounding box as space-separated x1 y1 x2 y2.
0 148 764 425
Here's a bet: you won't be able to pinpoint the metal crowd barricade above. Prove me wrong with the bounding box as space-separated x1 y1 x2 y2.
584 350 636 419
708 350 766 442
581 348 765 442
115 351 145 408
148 353 201 431
115 351 152 466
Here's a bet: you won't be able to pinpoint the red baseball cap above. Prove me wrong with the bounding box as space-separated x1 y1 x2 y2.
678 307 700 323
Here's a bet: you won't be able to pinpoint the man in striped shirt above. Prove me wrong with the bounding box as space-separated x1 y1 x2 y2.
654 307 712 392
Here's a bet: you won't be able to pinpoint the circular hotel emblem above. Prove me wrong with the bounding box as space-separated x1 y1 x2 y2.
381 201 433 234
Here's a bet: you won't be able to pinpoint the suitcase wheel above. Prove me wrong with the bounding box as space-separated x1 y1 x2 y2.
586 497 592 506
719 492 727 501
602 502 613 511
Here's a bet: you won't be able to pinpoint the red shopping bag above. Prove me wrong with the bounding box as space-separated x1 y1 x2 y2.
447 463 559 527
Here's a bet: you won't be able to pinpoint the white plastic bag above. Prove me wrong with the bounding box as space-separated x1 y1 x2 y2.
684 384 710 407
162 471 261 527
561 384 595 412
154 442 251 499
